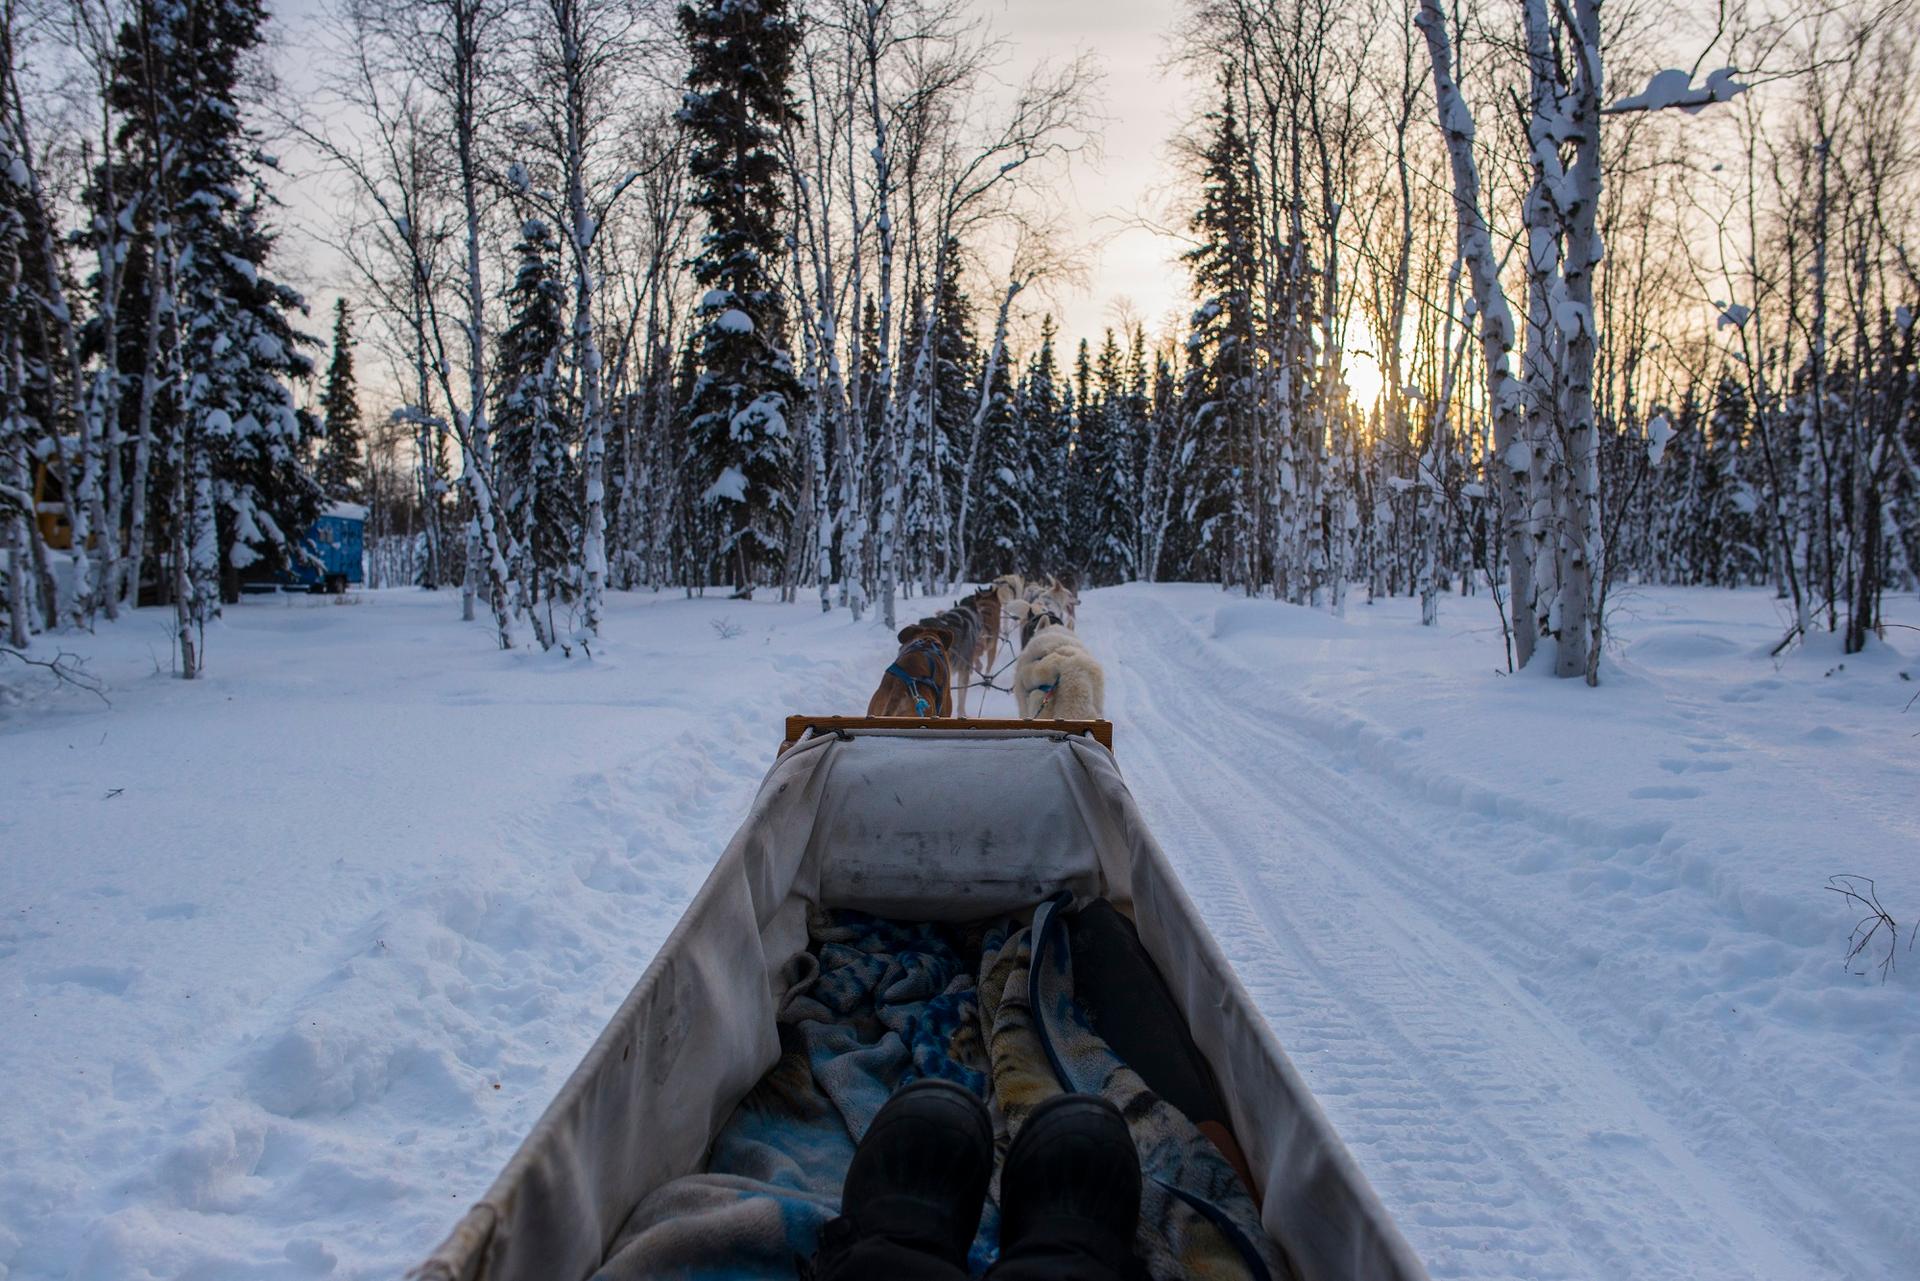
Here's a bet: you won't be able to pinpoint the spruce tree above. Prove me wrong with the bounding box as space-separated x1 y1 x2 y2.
1180 70 1260 585
1709 371 1759 585
109 0 322 613
1080 328 1138 585
492 218 580 635
1059 336 1096 574
970 347 1025 577
931 242 979 572
676 0 802 592
316 299 366 503
1020 318 1065 570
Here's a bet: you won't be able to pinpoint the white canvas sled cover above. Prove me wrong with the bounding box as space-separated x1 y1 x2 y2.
414 725 1427 1281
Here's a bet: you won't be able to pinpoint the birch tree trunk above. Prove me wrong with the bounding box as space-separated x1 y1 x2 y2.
1417 0 1532 669
1560 0 1606 683
3 84 102 628
553 0 608 641
450 0 517 649
858 3 901 629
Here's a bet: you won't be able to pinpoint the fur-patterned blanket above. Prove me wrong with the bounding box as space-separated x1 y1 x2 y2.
594 904 1282 1280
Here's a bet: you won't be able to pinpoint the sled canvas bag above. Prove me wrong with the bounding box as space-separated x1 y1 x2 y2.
414 725 1426 1281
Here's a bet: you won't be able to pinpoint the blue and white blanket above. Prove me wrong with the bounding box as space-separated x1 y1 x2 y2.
595 904 1284 1280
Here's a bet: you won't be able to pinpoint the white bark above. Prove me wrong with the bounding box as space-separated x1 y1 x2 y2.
1417 0 1532 668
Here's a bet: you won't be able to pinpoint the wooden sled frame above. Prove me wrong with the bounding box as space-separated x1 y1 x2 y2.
781 714 1113 756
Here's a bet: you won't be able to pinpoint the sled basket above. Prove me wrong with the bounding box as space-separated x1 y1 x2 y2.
413 719 1426 1281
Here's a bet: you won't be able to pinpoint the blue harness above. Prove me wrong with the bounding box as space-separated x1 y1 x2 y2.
1031 678 1059 714
886 638 947 717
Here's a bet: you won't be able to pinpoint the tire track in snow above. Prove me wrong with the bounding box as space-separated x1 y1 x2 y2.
1085 591 1856 1281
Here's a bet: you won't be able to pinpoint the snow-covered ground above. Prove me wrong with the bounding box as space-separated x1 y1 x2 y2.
2 583 1915 1279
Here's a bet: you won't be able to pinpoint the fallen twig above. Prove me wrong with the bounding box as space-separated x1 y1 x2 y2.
0 646 109 704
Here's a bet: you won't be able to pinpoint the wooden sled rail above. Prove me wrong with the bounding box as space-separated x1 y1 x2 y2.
781 715 1113 756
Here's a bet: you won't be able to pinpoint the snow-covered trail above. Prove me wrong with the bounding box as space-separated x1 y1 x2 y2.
1081 586 1916 1280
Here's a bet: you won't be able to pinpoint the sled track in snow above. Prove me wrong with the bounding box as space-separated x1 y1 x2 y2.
1085 592 1879 1281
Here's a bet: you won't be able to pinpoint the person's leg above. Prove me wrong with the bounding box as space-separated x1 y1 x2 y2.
987 1094 1145 1281
807 1078 993 1281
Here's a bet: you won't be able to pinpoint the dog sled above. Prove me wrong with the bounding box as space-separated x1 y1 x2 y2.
413 717 1427 1281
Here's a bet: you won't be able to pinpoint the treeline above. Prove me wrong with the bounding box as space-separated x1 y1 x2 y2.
4 0 1916 682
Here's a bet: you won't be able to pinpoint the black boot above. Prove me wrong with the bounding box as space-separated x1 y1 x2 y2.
813 1077 994 1275
997 1093 1143 1279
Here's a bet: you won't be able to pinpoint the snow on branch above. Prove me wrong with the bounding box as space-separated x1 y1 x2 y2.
1645 413 1675 466
1606 67 1747 115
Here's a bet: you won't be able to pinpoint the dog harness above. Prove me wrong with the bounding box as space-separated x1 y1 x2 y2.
1021 609 1064 647
886 638 946 717
1032 679 1059 714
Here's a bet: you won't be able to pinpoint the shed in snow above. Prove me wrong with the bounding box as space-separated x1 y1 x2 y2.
246 502 366 594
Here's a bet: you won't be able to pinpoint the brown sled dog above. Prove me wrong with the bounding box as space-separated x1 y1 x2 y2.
959 586 1007 711
867 623 958 718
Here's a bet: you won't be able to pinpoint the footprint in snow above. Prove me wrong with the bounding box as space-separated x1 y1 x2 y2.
1658 758 1733 774
32 963 139 994
1629 784 1704 800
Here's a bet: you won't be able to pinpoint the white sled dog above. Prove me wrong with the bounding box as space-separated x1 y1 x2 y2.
990 575 1026 642
1013 622 1105 720
1044 575 1079 626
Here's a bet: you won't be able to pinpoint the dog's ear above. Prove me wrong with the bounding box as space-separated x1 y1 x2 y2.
898 624 956 649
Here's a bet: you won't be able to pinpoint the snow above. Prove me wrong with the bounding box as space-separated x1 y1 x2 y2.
1646 412 1675 464
714 307 755 334
1551 294 1592 340
2 584 1917 1279
701 465 747 505
1611 67 1749 115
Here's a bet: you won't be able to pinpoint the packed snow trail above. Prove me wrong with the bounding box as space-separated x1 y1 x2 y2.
1079 585 1917 1280
1 584 1915 1279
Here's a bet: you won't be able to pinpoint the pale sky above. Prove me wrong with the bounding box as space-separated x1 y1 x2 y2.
265 0 1198 397
985 0 1198 344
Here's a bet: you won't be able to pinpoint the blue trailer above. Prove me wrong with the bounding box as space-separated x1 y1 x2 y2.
282 502 366 593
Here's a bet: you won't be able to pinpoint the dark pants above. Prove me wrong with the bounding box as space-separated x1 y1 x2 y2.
813 1224 1135 1281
